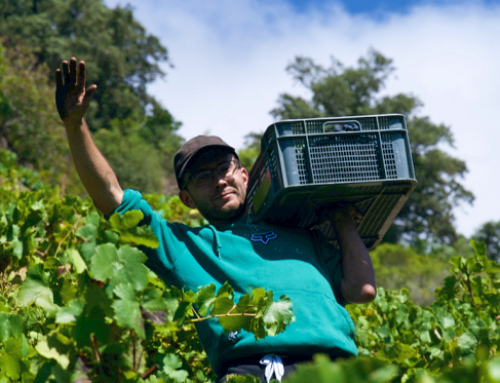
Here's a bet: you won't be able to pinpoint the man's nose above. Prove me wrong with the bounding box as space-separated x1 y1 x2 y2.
213 171 229 187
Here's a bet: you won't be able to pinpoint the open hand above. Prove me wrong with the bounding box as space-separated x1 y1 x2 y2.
55 57 97 124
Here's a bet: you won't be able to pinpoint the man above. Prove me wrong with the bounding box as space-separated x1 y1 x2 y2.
55 57 376 383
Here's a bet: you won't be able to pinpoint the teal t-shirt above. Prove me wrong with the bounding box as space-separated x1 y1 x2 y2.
114 189 357 374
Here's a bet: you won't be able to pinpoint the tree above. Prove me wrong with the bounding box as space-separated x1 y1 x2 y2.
369 243 451 306
269 50 474 245
0 43 72 188
237 132 263 170
0 0 169 130
473 220 500 261
0 0 184 193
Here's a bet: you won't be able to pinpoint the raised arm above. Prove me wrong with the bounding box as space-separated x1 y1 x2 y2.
55 57 123 215
330 206 376 304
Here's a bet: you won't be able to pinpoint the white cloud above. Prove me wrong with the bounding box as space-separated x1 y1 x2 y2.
105 0 500 237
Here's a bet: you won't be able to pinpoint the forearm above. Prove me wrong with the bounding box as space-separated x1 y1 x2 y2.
334 218 376 304
65 118 123 215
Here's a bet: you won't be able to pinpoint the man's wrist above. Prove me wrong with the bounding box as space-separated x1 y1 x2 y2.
63 117 85 131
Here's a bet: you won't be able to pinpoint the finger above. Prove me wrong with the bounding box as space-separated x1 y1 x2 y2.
55 69 63 88
77 61 86 92
83 85 98 109
69 57 78 86
61 60 70 85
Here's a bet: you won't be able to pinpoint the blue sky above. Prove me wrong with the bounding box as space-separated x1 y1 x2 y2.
285 0 498 14
104 0 500 237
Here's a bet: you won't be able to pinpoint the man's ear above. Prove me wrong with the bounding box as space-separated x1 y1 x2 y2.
241 167 249 189
179 189 196 209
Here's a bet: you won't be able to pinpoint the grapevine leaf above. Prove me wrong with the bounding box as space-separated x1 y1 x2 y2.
112 283 145 338
69 248 87 274
0 338 23 380
195 284 216 317
212 297 234 316
114 283 136 301
80 242 96 261
34 362 53 383
76 223 97 243
377 342 418 364
11 238 23 259
218 294 251 333
162 354 189 383
228 375 262 383
109 210 144 230
116 245 149 291
262 295 294 336
17 277 58 316
59 278 78 305
109 210 159 248
90 243 118 282
56 299 85 324
0 312 23 342
35 339 70 369
457 332 478 355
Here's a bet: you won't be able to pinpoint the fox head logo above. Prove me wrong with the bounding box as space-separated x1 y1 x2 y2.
250 231 278 245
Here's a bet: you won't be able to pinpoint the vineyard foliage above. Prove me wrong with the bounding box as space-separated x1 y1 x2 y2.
0 150 293 383
2 149 500 382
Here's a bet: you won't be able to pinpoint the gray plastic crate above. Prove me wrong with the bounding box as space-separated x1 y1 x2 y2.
246 114 417 249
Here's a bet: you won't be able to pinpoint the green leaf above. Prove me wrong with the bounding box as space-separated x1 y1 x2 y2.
195 284 216 317
109 210 159 248
116 245 149 291
35 339 70 369
0 338 23 380
112 283 145 338
0 313 23 342
90 243 119 282
56 299 84 324
228 375 262 383
457 332 478 355
11 238 23 259
68 248 87 274
110 210 144 230
17 277 58 316
76 223 97 243
263 295 294 336
162 354 189 383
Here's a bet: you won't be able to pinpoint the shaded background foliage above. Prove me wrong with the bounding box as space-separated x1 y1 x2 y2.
0 0 183 195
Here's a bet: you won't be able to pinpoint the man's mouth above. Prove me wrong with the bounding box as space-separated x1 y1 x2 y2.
215 191 234 201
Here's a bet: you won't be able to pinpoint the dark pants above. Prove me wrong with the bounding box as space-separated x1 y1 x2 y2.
216 355 314 383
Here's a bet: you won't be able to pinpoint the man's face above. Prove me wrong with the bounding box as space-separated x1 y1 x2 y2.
179 151 249 224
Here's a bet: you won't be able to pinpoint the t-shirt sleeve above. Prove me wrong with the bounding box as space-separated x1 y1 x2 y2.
310 230 348 307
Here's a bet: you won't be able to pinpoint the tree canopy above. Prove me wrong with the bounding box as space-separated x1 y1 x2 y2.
269 50 474 245
0 0 167 129
473 220 500 261
0 0 184 194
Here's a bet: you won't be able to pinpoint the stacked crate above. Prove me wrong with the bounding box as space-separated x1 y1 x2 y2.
246 114 417 249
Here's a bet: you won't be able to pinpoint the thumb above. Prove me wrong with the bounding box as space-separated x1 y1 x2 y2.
82 84 98 109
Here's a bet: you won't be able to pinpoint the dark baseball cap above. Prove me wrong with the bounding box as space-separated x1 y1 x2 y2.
174 135 236 189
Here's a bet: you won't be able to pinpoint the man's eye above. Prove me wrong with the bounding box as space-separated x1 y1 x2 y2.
194 171 211 184
218 163 231 173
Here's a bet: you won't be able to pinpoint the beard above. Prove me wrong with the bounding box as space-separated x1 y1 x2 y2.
195 195 248 224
